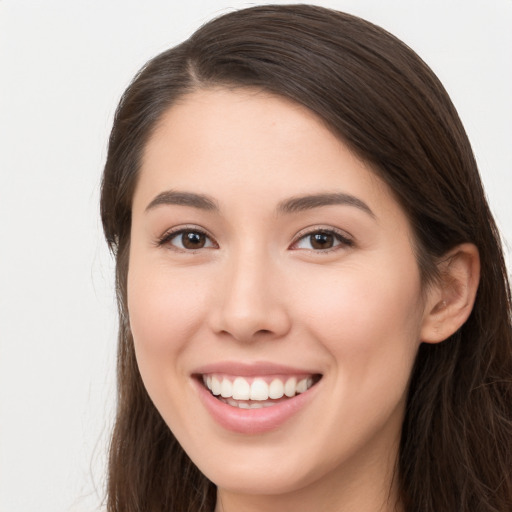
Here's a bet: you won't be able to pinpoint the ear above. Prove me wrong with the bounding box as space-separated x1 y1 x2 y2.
421 243 480 344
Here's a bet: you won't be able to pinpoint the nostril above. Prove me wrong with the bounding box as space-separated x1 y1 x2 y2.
255 329 273 336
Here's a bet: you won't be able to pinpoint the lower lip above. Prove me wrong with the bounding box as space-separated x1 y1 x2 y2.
194 378 319 434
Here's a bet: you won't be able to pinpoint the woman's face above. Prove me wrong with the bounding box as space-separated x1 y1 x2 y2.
128 88 432 500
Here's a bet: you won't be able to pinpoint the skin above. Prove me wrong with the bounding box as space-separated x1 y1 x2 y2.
127 88 477 512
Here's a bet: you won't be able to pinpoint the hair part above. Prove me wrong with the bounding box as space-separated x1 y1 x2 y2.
101 5 512 511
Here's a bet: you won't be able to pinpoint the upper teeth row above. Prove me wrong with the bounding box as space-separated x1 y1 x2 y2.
203 375 314 401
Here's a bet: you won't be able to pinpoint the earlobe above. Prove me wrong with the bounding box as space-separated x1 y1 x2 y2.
421 243 480 344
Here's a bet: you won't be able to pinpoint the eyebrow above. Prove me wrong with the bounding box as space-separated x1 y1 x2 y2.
277 192 375 217
145 190 219 212
145 190 374 218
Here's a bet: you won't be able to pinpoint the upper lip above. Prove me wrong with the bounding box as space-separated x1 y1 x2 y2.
192 361 321 377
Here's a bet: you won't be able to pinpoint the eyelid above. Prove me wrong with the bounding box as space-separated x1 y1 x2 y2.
290 226 354 251
155 225 218 251
155 224 353 253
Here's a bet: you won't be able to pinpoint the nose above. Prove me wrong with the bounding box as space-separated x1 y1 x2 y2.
209 248 292 343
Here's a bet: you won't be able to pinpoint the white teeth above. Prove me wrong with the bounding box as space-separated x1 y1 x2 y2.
250 379 269 400
220 378 232 398
203 374 316 403
232 377 250 400
220 397 270 409
284 377 297 397
296 378 308 393
211 376 221 396
269 378 284 399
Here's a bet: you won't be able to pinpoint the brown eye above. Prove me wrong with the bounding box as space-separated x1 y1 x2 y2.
293 229 353 251
309 232 335 249
181 231 207 249
159 228 216 251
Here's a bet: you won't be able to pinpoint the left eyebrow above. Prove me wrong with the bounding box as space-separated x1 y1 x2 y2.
277 192 375 218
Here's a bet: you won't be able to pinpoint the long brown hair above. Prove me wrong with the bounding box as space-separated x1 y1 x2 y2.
100 5 512 511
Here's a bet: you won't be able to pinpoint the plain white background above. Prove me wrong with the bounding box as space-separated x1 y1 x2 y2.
0 1 510 511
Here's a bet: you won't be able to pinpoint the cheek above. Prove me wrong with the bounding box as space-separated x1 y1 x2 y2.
127 261 209 374
126 261 215 436
293 258 424 380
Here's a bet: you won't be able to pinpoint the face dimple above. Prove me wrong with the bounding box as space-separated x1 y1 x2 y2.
128 88 429 505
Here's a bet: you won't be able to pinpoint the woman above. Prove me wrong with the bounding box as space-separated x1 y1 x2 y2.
100 4 512 511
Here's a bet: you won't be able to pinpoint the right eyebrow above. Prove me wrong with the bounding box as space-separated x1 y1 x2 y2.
144 190 219 213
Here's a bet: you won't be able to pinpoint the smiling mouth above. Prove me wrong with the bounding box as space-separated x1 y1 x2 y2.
200 374 322 409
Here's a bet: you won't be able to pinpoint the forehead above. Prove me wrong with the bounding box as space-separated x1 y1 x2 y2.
144 87 351 174
134 87 403 225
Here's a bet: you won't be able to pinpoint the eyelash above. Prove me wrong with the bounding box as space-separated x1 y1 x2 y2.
156 226 217 252
291 227 354 252
156 226 354 253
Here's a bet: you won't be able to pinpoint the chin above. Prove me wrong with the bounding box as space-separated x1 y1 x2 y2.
201 457 320 497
